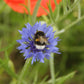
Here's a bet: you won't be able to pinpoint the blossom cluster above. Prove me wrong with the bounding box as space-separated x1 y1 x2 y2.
17 22 60 64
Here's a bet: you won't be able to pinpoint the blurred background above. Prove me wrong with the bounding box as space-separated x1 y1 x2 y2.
0 0 84 84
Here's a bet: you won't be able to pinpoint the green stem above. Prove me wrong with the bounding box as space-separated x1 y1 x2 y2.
33 70 38 84
54 0 60 21
78 0 81 19
32 0 41 24
48 0 55 23
17 58 31 84
55 15 84 36
28 0 30 12
50 53 55 84
62 0 67 15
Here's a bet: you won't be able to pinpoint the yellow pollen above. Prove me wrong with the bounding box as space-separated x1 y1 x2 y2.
35 39 40 41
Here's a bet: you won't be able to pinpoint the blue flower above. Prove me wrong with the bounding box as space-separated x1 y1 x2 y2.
17 22 60 64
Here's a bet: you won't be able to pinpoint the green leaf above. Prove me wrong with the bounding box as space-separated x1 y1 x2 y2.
0 41 16 52
47 71 76 84
54 15 84 36
4 50 9 63
0 59 17 79
56 71 76 84
40 75 49 84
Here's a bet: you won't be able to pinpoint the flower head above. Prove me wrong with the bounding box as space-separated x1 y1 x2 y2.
4 0 62 17
17 22 60 64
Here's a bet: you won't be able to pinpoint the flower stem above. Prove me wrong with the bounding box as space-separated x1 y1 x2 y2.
50 53 55 84
17 58 31 84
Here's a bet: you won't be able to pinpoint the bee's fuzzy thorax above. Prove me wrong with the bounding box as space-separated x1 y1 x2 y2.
34 31 48 49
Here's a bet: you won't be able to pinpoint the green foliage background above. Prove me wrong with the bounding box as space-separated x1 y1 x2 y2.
0 0 84 84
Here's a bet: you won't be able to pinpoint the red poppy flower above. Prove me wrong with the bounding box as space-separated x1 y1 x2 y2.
4 0 62 17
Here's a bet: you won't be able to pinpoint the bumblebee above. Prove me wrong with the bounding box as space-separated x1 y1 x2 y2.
34 31 48 49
